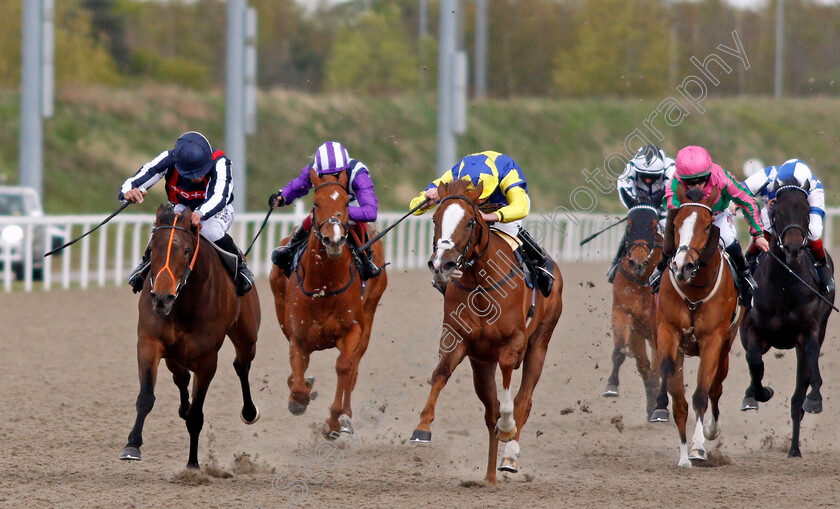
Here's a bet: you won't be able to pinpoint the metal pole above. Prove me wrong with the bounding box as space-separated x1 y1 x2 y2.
419 0 428 90
436 0 457 176
20 0 43 197
474 0 487 98
774 0 784 99
226 0 247 212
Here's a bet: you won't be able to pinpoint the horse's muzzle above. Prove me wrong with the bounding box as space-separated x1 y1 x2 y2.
628 258 649 278
671 260 697 281
150 291 177 316
321 237 346 258
783 244 804 265
429 259 457 284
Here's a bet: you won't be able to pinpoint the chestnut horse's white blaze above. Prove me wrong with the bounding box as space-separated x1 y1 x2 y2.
332 224 341 244
432 204 465 270
498 387 515 433
673 211 697 270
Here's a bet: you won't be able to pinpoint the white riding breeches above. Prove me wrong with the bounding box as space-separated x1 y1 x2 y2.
714 210 737 248
492 219 522 239
173 203 234 243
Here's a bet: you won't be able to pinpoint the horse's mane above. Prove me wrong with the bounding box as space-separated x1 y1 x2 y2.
155 203 190 228
447 178 478 200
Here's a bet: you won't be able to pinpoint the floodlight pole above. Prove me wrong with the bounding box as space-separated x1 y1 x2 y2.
226 0 247 212
20 0 43 196
774 0 784 99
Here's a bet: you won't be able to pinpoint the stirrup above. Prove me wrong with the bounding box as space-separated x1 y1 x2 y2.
649 267 663 294
606 262 618 284
235 265 254 296
128 260 150 293
358 258 382 280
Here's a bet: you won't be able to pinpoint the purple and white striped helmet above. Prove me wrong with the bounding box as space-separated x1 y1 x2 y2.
312 141 351 174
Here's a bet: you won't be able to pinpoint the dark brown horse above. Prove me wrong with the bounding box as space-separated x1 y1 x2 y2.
651 186 742 467
120 205 261 469
603 204 661 419
269 169 387 437
408 179 563 485
740 178 835 457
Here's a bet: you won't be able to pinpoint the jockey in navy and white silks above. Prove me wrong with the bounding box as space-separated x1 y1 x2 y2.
268 141 382 280
120 131 254 295
607 144 675 283
743 158 833 293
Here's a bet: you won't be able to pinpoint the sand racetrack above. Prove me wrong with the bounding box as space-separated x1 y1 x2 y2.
1 262 839 508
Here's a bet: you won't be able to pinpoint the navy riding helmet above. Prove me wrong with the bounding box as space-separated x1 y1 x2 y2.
173 131 214 179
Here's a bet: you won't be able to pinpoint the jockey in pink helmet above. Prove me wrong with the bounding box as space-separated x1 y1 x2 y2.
268 141 382 280
649 146 769 308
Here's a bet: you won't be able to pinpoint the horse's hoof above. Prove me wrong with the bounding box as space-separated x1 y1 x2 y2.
650 409 670 423
288 400 308 416
688 448 707 462
186 462 200 470
602 384 619 397
409 429 431 444
788 448 802 458
241 406 260 425
803 397 822 414
339 414 354 434
494 424 517 443
309 391 318 401
498 457 519 473
305 376 316 386
757 386 775 403
741 397 759 411
119 446 141 461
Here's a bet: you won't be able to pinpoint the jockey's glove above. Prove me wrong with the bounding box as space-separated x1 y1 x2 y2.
269 193 285 208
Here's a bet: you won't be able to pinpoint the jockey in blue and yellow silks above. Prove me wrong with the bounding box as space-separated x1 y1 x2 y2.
410 151 555 296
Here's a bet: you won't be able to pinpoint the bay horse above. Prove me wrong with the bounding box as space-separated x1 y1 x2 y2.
120 205 261 469
408 179 563 485
603 204 661 419
269 168 387 437
651 186 742 467
740 177 835 457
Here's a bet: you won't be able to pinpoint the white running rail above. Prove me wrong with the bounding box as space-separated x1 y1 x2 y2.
1 206 837 292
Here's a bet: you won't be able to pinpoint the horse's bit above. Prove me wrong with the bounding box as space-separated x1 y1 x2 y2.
435 194 489 271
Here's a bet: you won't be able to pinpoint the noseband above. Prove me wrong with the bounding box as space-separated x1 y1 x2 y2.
312 181 349 244
149 218 201 297
435 194 489 270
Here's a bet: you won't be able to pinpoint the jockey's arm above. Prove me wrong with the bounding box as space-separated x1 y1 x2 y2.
410 169 456 214
276 165 314 207
195 158 231 220
616 165 638 208
118 150 170 202
348 169 378 222
491 186 530 223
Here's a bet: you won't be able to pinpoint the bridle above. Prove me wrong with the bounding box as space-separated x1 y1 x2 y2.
434 194 490 271
625 204 661 264
671 202 713 281
149 217 201 297
311 181 349 245
770 185 809 250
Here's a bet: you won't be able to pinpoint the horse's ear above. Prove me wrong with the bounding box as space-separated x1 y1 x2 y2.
802 179 811 192
309 166 322 187
336 168 349 187
773 179 781 192
700 187 720 208
469 180 485 202
438 182 451 200
155 204 167 223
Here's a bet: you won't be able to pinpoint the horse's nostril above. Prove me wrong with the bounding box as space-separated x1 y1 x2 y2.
628 260 636 268
443 262 457 272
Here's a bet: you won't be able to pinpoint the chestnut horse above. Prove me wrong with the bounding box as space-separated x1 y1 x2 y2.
269 168 387 437
409 179 563 485
740 178 835 457
603 204 661 419
651 187 742 467
120 205 261 469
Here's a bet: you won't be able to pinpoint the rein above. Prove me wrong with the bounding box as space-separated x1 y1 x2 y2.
668 249 727 335
435 194 490 271
149 218 201 296
294 262 358 298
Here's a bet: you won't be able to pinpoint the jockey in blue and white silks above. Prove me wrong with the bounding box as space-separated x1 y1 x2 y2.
120 131 254 296
606 144 675 283
743 158 833 293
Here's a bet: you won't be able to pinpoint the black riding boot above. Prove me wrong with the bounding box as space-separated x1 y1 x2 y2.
725 241 755 309
127 246 151 293
348 236 382 281
272 225 309 275
746 251 759 273
606 234 628 284
815 260 835 294
649 256 669 294
215 234 254 296
517 228 555 297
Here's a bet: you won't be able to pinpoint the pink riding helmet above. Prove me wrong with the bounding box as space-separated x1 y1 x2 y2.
674 145 713 181
313 141 351 174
